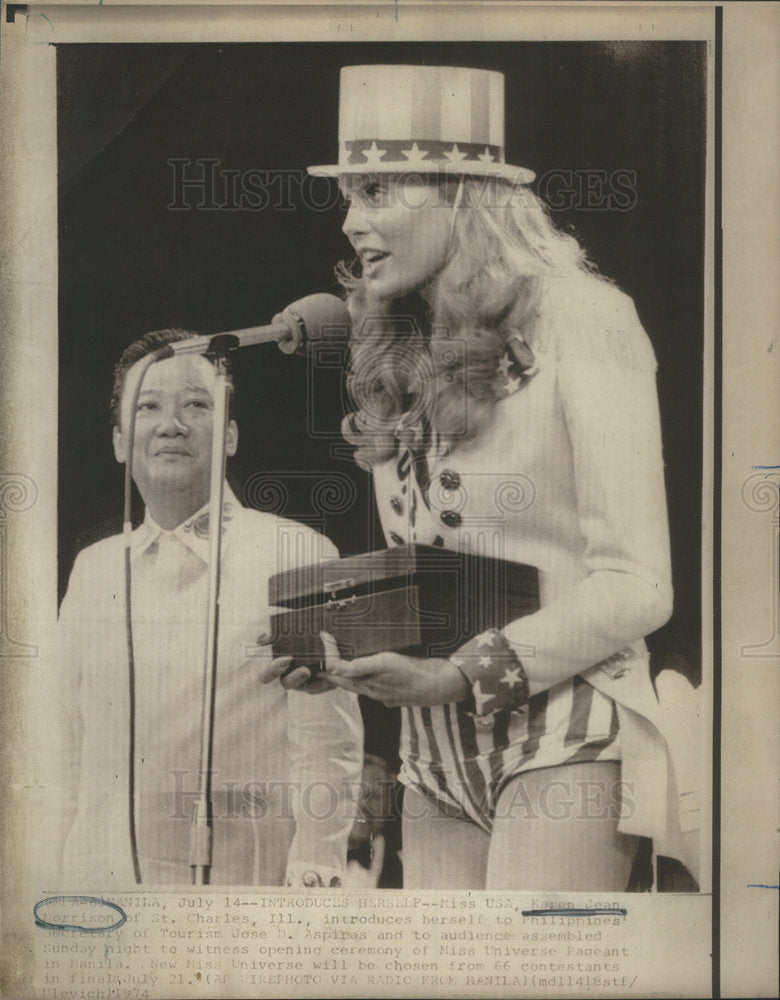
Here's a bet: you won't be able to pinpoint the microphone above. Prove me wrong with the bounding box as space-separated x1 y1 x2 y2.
153 294 351 359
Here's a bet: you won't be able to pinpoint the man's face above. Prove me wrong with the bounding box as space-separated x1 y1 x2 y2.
112 354 237 513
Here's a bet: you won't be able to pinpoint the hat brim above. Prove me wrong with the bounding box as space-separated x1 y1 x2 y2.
307 161 535 184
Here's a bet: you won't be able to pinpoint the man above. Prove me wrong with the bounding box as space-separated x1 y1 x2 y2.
51 328 363 886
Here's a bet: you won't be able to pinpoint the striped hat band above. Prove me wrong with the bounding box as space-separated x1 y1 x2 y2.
343 139 505 167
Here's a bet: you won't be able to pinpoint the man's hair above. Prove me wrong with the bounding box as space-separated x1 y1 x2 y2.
109 328 236 429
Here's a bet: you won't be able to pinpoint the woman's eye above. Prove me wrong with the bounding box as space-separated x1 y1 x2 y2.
365 183 384 202
185 398 209 410
137 401 158 412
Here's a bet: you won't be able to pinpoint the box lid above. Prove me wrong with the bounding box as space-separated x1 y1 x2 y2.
269 544 427 606
269 543 538 610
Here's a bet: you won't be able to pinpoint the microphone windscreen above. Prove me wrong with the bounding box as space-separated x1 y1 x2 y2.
286 294 351 352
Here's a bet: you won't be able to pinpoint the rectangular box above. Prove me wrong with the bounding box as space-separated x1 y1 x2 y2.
270 543 539 668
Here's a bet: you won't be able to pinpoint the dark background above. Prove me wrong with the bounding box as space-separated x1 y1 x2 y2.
57 42 707 783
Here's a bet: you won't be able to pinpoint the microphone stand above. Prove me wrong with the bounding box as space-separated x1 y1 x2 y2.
190 335 237 884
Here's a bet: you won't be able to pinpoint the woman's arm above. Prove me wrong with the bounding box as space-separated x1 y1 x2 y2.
494 288 673 697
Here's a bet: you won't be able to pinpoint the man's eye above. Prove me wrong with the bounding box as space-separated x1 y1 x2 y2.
185 399 209 409
365 183 384 201
137 401 158 412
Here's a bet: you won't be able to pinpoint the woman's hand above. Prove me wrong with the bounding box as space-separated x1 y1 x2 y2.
320 633 470 707
252 633 336 694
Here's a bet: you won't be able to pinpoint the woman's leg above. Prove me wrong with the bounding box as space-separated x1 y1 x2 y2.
486 761 640 892
401 786 490 889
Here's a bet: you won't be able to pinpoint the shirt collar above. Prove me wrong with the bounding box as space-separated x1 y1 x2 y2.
131 484 241 563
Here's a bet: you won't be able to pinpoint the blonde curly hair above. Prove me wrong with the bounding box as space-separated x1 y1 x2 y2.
338 177 596 469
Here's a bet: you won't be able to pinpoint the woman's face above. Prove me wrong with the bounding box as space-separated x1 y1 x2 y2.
340 174 453 301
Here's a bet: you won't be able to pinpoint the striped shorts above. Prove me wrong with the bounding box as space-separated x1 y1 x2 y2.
399 675 621 833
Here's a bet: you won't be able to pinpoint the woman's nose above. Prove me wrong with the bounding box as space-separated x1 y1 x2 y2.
342 200 369 242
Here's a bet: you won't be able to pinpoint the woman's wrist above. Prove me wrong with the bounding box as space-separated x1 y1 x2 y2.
446 658 475 708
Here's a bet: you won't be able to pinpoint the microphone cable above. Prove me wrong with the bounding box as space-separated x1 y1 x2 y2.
121 352 158 885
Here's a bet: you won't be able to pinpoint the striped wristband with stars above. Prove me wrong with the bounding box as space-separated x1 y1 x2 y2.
449 629 530 726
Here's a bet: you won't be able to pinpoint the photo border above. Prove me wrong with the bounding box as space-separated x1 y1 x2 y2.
1 4 777 998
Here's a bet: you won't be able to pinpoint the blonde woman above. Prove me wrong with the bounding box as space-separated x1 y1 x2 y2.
263 65 690 892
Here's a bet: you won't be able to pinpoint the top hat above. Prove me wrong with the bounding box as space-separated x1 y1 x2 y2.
307 65 535 184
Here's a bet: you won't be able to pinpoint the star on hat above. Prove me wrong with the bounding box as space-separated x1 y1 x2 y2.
401 141 428 161
362 141 388 167
443 143 469 163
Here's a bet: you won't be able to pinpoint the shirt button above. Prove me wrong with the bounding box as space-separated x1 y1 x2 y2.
439 469 461 490
390 496 404 516
440 510 462 528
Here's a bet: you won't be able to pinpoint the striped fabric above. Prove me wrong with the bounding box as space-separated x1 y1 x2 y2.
339 65 504 149
399 678 620 833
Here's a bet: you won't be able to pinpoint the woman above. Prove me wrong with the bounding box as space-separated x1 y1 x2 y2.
262 64 691 891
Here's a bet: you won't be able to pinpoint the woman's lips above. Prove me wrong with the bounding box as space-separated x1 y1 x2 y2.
362 251 389 274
